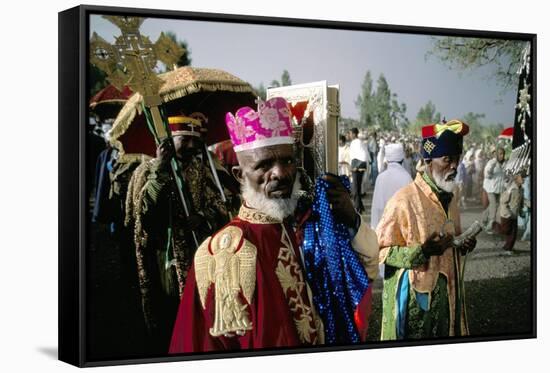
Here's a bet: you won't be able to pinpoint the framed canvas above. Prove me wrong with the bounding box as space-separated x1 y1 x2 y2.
58 4 536 367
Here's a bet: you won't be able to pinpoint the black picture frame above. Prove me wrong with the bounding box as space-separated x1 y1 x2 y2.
59 4 536 367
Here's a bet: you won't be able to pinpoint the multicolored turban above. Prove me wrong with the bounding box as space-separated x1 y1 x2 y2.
168 112 208 138
421 119 469 159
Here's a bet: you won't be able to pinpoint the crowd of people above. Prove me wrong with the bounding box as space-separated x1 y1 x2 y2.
89 98 531 354
338 127 531 251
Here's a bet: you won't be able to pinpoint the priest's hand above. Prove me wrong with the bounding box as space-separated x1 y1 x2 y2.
421 232 453 257
459 236 477 256
323 174 357 229
156 139 175 169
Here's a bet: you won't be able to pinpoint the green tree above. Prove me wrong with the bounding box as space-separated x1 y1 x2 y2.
270 69 293 88
485 123 505 140
254 70 292 100
254 82 267 101
461 112 504 146
416 100 441 124
428 37 528 89
462 112 486 140
374 74 392 129
89 63 108 96
356 71 408 130
391 94 409 129
281 70 292 86
164 31 192 69
408 101 441 134
355 71 375 128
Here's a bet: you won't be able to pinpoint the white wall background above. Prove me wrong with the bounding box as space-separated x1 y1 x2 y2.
0 0 546 371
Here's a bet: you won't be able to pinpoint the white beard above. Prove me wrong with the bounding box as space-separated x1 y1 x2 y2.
432 170 457 193
241 177 302 221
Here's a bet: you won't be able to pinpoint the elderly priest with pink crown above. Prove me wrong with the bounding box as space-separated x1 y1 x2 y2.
168 97 379 353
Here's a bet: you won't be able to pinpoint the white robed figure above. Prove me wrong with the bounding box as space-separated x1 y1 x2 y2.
371 143 413 279
370 143 413 229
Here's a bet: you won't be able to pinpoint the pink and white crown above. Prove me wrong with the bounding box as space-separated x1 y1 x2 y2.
225 97 294 152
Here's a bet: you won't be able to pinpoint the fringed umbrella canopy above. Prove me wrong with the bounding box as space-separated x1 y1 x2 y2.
109 66 257 161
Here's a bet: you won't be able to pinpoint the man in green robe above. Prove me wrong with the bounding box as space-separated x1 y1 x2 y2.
376 120 477 340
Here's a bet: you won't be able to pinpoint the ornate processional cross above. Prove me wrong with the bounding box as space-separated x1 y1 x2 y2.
90 16 199 247
90 15 185 138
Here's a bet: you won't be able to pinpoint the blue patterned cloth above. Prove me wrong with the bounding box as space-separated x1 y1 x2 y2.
302 175 370 344
397 269 410 339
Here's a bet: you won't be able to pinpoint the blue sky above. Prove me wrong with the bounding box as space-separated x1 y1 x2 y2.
90 15 518 125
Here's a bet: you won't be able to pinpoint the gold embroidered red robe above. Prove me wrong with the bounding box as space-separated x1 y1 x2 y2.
168 205 324 352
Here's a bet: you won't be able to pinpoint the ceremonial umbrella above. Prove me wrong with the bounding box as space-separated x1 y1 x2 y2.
498 127 514 140
109 66 257 162
89 84 133 121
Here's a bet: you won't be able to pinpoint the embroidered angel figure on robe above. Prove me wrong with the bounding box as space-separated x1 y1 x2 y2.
194 225 257 337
